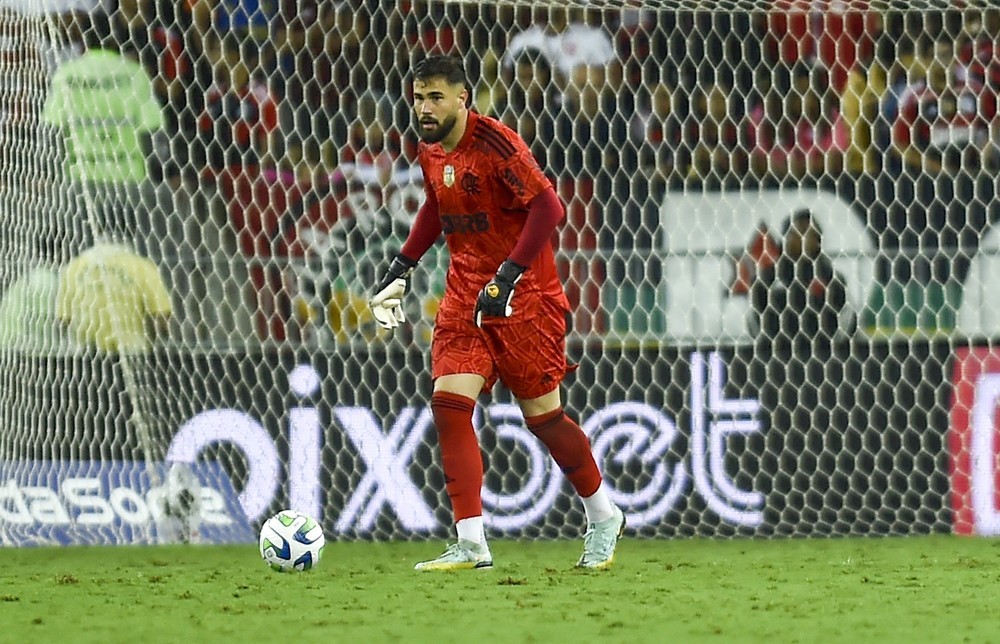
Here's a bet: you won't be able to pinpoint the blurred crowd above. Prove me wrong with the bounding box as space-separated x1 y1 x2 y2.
2 1 999 342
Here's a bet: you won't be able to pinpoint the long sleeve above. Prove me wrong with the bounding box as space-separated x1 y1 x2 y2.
400 189 442 262
507 187 563 267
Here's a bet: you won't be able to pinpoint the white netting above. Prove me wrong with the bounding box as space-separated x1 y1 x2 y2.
2 0 999 543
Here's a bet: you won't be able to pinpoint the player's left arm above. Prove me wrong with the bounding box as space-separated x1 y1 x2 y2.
475 148 563 326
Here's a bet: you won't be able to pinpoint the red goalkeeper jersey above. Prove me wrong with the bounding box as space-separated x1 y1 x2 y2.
418 111 570 322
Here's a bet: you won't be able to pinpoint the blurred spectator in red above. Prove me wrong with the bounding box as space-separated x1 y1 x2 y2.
331 90 419 246
403 0 460 56
218 135 359 344
749 64 848 184
767 0 881 92
195 38 278 179
881 32 999 287
118 0 202 185
953 8 1000 90
730 221 782 297
892 39 996 177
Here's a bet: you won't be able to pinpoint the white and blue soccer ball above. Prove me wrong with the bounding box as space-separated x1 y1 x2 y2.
259 510 325 572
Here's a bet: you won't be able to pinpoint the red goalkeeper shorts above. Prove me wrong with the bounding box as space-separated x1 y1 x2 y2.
431 297 570 400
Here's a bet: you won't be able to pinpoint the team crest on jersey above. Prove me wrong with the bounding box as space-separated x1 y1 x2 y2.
461 172 480 195
443 165 455 187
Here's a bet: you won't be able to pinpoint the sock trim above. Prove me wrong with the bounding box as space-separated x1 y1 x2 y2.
431 391 476 413
525 407 565 432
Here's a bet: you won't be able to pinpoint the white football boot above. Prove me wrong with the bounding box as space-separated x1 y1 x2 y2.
414 539 493 571
576 505 626 569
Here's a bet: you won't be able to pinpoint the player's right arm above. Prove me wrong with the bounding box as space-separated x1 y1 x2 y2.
369 186 442 330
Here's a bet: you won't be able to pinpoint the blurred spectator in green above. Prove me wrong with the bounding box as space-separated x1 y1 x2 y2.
41 11 163 245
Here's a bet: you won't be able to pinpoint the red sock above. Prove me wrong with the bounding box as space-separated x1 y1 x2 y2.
430 391 482 522
525 408 602 497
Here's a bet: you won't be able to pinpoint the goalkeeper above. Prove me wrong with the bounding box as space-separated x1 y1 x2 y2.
369 55 624 571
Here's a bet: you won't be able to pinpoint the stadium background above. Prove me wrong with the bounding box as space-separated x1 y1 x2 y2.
1 0 999 544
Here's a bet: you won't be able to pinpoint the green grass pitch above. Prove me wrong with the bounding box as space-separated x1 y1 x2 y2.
2 535 998 643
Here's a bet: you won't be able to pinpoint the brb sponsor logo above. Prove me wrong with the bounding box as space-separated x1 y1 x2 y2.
168 352 764 532
950 347 1000 536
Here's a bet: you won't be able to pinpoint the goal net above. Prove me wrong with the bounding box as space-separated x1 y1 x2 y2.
0 0 997 544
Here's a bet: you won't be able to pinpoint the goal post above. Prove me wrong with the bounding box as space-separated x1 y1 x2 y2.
0 0 997 544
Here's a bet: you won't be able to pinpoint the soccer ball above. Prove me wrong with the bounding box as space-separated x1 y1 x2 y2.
259 510 325 572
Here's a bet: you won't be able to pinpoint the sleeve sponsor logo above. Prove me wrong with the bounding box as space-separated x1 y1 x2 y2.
501 167 525 197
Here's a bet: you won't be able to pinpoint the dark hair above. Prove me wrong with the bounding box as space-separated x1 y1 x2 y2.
412 55 467 88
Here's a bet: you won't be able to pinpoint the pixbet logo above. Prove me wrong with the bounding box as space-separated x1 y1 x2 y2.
585 352 764 528
167 352 763 531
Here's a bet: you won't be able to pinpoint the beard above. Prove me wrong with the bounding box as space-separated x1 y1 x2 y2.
416 114 459 143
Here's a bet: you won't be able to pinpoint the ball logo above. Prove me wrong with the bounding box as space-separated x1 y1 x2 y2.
166 352 764 533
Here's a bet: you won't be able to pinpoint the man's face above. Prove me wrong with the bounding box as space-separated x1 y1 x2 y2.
412 77 467 143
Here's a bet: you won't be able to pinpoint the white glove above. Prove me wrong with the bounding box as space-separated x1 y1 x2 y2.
369 255 417 330
370 277 407 329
